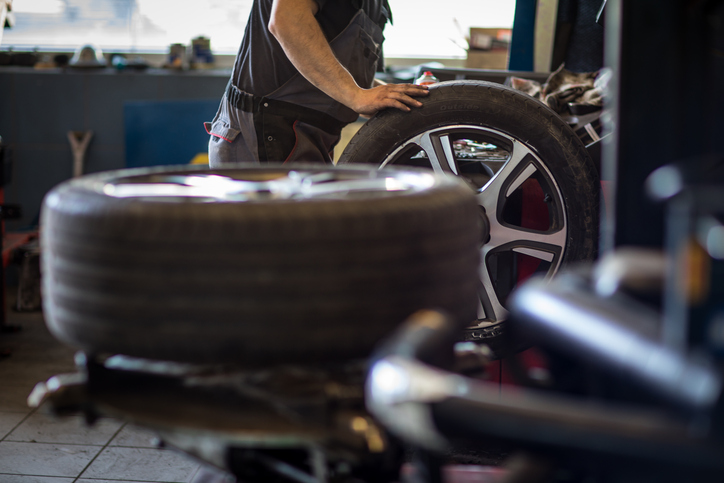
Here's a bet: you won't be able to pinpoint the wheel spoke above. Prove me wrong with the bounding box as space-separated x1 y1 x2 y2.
417 132 458 174
512 247 555 263
505 164 538 198
477 264 510 322
476 222 565 321
473 140 566 321
486 222 567 257
476 140 532 214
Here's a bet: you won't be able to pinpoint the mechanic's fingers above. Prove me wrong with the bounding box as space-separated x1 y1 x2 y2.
383 97 418 112
386 90 427 110
382 101 408 112
353 84 431 115
388 84 429 109
388 84 430 98
399 93 425 107
399 83 431 94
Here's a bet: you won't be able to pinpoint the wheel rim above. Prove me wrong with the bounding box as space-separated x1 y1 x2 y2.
379 125 567 329
99 167 440 202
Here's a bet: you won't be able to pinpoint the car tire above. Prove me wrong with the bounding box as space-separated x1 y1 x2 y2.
338 80 600 356
41 164 481 365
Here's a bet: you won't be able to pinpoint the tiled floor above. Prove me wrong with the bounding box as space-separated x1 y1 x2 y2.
0 289 234 483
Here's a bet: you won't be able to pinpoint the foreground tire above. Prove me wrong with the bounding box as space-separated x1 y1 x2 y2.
41 164 481 365
339 80 599 353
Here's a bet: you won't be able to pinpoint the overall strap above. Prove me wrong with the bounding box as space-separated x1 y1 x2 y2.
226 81 347 134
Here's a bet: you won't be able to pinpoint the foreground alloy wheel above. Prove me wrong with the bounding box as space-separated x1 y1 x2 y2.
41 164 481 365
339 80 599 354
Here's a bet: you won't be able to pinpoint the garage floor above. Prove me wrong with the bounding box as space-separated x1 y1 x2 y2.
0 285 506 483
0 289 234 483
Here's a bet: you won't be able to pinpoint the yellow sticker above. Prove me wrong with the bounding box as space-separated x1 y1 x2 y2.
190 153 209 165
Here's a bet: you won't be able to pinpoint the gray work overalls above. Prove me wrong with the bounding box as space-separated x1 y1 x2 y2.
205 9 384 166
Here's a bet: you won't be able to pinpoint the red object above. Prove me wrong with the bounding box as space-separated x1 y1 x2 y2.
415 71 439 85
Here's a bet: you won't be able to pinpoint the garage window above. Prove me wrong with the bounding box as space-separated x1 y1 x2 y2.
2 0 515 59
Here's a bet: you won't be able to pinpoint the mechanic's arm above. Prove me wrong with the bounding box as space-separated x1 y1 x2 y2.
268 0 429 117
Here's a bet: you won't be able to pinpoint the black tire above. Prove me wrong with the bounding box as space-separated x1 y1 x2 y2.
41 164 481 365
338 80 599 355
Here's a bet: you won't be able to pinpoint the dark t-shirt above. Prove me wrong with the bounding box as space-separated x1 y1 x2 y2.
315 0 358 42
232 0 390 97
316 0 390 41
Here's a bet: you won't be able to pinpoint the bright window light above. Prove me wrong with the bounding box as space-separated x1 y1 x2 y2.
11 0 64 15
2 0 516 59
384 0 516 58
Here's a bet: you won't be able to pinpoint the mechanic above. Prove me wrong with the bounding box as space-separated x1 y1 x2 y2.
205 0 430 166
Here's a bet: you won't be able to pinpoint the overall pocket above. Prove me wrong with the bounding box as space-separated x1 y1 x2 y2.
205 118 242 166
205 119 241 144
351 28 381 89
205 97 258 165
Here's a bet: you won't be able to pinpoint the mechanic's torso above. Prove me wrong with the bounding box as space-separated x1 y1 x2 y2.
232 0 389 99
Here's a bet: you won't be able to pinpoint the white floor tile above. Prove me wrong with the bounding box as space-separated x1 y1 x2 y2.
76 480 164 483
6 411 123 445
80 446 200 482
0 441 101 477
0 476 74 483
0 412 27 439
109 423 161 448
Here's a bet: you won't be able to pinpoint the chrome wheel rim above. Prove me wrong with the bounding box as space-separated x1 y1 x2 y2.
380 125 568 327
98 167 440 202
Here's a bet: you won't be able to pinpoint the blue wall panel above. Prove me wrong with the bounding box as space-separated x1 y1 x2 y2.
14 73 85 146
0 68 229 230
85 74 160 146
124 99 218 168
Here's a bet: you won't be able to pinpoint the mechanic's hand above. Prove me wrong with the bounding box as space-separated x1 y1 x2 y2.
351 83 430 117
